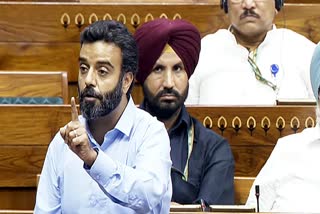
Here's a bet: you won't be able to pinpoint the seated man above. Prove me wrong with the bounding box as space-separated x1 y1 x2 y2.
35 20 172 213
246 43 320 212
186 0 316 105
134 18 235 205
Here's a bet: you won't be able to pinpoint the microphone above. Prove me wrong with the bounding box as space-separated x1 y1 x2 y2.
255 185 260 212
200 198 210 212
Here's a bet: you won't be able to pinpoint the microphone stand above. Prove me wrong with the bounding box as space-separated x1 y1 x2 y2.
255 185 260 213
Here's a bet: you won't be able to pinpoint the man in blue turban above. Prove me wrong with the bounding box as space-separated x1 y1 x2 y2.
134 18 235 205
246 44 320 212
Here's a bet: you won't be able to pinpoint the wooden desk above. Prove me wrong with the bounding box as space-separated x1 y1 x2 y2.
187 105 316 176
0 105 315 209
0 211 33 214
170 204 255 212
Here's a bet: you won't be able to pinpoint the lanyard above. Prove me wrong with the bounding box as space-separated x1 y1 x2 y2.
248 49 277 91
182 120 194 182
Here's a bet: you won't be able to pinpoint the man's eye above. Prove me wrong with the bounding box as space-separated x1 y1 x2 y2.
174 65 183 72
98 69 109 76
79 65 88 73
153 66 163 73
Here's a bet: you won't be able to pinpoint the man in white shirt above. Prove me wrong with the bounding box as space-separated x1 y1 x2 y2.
246 42 320 212
35 20 172 214
186 0 316 105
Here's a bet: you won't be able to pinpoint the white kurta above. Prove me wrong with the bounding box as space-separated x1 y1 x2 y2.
186 27 316 105
246 124 320 212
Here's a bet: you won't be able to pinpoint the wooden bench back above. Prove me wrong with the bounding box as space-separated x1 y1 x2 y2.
234 176 255 205
0 105 315 187
1 2 319 102
0 210 33 214
0 71 68 104
187 105 316 176
0 105 314 209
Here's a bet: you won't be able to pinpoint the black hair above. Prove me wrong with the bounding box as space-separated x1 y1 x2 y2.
80 20 138 98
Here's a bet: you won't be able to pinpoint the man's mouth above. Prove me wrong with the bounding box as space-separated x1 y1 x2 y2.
84 96 99 102
160 94 177 101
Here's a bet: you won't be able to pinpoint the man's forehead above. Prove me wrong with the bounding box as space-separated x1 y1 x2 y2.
80 41 120 54
156 51 183 65
79 41 122 63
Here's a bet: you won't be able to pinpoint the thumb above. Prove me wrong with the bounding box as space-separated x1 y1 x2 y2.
60 127 66 139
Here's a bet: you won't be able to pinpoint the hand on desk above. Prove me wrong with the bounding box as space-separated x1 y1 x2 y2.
60 97 97 167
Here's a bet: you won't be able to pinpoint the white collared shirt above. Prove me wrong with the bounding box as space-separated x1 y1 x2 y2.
246 124 320 212
35 97 172 214
186 26 316 105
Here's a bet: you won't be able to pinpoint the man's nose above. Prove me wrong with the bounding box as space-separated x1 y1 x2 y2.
162 70 175 89
84 69 96 87
241 0 256 9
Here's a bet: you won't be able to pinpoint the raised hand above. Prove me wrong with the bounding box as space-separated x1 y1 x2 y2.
60 97 97 167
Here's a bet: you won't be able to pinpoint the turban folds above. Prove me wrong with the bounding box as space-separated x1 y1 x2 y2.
134 18 201 84
310 43 320 102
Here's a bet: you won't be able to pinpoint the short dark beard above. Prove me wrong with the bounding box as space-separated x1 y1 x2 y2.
79 76 123 121
143 84 188 120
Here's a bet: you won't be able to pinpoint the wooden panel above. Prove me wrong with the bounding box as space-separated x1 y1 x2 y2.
0 3 319 93
187 106 316 176
7 0 77 1
0 43 79 82
0 3 319 42
234 176 255 205
187 106 316 146
0 211 33 214
0 3 222 42
0 105 70 146
0 146 47 187
0 188 36 210
231 145 274 176
0 105 315 188
0 71 69 103
0 105 315 208
0 105 70 188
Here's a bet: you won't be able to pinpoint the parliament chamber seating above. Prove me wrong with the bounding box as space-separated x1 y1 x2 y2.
0 0 319 210
0 71 68 104
0 1 320 103
0 104 316 209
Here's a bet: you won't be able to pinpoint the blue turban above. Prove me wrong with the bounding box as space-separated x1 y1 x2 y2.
311 43 320 102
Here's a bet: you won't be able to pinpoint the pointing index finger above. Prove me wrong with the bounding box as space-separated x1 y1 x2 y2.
71 97 79 121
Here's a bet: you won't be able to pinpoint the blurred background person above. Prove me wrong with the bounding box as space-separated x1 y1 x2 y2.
186 0 316 105
246 43 320 212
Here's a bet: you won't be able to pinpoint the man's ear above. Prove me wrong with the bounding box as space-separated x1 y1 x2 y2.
122 72 134 94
